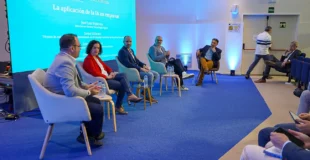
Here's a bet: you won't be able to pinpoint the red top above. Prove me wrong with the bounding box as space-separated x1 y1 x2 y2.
83 54 112 79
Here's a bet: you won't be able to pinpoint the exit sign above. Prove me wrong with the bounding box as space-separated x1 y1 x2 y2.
268 7 274 13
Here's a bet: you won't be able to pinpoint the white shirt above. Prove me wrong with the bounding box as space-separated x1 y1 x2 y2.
255 31 272 55
284 50 296 62
93 56 108 77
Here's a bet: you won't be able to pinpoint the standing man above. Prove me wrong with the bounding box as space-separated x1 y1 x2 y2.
195 38 222 86
118 36 159 103
44 34 104 146
245 26 272 79
148 36 194 91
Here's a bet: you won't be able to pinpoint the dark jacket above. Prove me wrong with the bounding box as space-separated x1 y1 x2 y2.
118 46 145 71
198 45 222 68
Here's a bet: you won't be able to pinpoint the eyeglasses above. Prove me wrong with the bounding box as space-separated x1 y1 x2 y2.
73 45 81 48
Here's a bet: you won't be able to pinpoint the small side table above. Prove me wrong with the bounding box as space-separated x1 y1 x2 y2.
160 74 181 97
94 93 117 132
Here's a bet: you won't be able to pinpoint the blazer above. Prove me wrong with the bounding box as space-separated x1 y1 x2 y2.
198 45 222 68
83 54 112 79
118 46 145 71
282 142 310 160
43 52 89 98
148 45 169 63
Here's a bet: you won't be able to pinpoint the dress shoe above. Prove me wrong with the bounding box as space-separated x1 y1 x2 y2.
95 132 105 140
127 95 143 103
255 78 266 83
115 107 128 115
76 134 103 147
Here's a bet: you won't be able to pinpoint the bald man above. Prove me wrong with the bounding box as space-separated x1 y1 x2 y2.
118 36 159 103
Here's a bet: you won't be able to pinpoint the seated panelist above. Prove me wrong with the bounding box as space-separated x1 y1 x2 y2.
83 40 142 115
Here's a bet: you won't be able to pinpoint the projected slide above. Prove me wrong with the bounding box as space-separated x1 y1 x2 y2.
6 0 136 73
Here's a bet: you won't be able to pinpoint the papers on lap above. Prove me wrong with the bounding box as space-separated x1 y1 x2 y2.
264 146 282 159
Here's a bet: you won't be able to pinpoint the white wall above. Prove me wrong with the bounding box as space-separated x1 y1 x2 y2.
136 0 310 74
0 0 10 61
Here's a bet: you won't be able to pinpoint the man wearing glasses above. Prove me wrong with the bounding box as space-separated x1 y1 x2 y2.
44 34 104 147
148 36 194 91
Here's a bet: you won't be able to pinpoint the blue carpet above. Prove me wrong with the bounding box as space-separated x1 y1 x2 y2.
0 71 271 160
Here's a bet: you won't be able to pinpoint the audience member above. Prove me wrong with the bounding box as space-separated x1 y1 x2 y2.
195 38 222 86
297 90 310 114
43 34 104 146
245 26 272 79
255 41 301 83
241 129 310 160
148 36 194 91
118 36 159 103
83 40 142 115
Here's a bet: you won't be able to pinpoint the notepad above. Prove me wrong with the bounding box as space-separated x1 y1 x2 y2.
264 146 282 159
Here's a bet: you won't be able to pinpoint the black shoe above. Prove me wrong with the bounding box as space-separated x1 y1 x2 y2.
245 75 250 79
77 134 103 147
95 132 105 140
195 82 202 86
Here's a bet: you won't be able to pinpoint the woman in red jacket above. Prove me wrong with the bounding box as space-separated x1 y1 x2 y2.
83 40 142 115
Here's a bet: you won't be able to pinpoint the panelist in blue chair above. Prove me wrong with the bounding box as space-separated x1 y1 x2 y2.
118 36 159 103
148 36 194 91
83 40 142 115
255 41 301 83
43 34 104 147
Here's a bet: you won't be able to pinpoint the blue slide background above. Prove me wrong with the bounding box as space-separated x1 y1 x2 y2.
6 0 136 73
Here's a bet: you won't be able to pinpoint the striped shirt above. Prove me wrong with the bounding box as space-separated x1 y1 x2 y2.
255 31 272 55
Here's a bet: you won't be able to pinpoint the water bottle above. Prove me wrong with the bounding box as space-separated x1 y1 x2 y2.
100 81 106 96
144 75 148 88
168 66 171 75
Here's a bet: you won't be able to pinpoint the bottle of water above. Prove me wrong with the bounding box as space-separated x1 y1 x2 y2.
144 75 148 88
167 66 171 75
100 81 106 96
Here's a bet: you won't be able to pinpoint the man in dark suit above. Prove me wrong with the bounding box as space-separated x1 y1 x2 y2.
118 36 159 103
255 41 301 83
195 38 222 86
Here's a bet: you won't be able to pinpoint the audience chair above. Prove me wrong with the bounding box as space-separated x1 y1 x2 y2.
28 69 92 159
115 56 152 110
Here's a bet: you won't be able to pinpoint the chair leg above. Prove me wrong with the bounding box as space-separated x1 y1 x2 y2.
211 71 214 81
110 100 117 132
147 87 152 106
171 77 174 93
214 72 218 84
177 77 181 97
39 124 54 159
143 87 146 110
107 102 110 120
81 123 92 156
48 124 54 141
160 76 163 96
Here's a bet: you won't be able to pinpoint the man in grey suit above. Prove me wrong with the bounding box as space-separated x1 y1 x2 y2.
44 34 104 146
148 36 194 91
